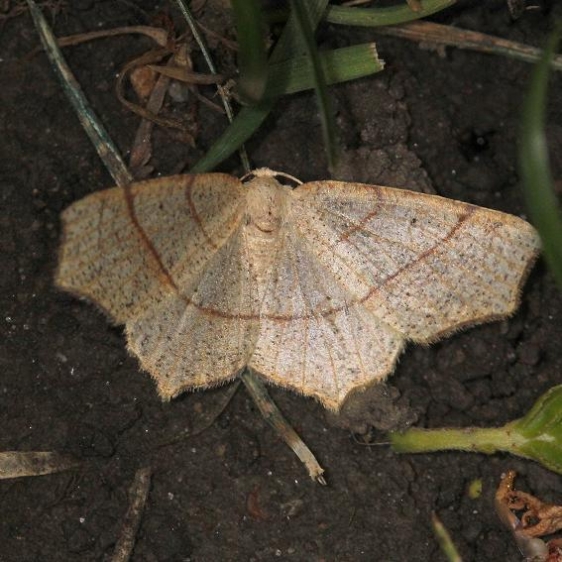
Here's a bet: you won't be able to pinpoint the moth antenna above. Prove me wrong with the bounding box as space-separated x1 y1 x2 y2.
241 168 303 186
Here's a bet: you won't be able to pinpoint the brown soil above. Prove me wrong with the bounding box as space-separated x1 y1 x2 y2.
1 1 562 561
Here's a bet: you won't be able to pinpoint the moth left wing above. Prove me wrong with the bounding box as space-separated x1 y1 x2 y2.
126 222 261 400
56 174 246 324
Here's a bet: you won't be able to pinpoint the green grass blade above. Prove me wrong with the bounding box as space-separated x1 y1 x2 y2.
325 0 456 27
520 26 562 288
290 0 337 171
270 0 328 62
189 103 273 173
190 0 328 172
432 513 463 562
265 43 384 97
232 0 268 104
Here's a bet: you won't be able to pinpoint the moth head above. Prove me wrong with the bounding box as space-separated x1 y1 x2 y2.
244 175 290 233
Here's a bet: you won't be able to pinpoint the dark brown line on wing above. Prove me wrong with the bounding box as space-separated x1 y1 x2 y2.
335 191 380 244
185 176 219 250
365 208 474 292
123 183 179 292
188 208 474 322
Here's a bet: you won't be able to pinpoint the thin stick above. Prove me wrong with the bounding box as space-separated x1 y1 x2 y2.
377 20 562 72
173 0 251 172
36 26 170 50
0 451 79 479
111 467 152 562
241 370 326 485
26 0 132 187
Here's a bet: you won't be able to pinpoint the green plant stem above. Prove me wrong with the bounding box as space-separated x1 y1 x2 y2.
266 0 455 27
189 103 272 173
520 24 562 288
390 424 527 455
431 513 463 562
232 0 268 103
391 386 562 475
189 0 329 173
290 0 337 171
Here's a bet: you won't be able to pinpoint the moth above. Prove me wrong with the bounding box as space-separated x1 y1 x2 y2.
57 169 540 410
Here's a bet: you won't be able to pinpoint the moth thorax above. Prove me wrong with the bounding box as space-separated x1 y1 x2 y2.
245 177 289 234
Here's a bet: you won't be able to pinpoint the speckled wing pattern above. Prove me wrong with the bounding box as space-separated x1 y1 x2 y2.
248 217 405 410
57 174 260 398
57 173 540 410
249 180 539 408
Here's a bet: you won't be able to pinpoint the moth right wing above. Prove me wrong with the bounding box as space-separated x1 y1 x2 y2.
287 180 540 343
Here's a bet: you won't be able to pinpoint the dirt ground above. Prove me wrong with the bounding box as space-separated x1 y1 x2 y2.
1 1 562 561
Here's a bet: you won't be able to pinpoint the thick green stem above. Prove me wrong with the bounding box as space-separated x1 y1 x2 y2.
390 423 527 455
390 387 562 475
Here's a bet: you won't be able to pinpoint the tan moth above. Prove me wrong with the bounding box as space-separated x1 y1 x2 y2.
56 169 540 410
